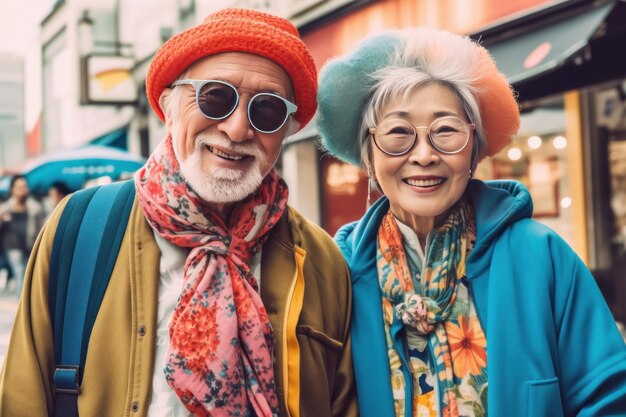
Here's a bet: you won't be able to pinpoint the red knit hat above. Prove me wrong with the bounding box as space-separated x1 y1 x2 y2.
146 8 317 130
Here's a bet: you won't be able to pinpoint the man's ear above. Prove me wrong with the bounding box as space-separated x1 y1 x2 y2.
159 87 174 131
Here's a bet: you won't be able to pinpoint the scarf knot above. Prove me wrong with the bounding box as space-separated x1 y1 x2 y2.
227 235 252 257
394 292 440 335
377 200 475 417
227 236 256 279
201 238 229 255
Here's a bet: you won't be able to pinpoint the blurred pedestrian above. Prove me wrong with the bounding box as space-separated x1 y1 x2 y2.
44 181 71 220
0 243 13 290
47 181 71 208
0 175 45 297
0 8 356 417
317 27 626 417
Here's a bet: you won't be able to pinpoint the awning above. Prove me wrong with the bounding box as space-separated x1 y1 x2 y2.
19 145 145 194
89 126 128 149
481 1 615 85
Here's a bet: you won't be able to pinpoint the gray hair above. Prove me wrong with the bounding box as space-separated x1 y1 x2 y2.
358 28 486 174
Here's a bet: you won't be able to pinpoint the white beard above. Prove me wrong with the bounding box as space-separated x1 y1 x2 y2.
173 131 268 204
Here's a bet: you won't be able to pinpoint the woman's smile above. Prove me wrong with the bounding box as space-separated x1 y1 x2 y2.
403 175 447 191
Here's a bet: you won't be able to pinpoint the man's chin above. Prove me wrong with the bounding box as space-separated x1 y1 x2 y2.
177 156 266 204
193 185 251 204
185 174 263 204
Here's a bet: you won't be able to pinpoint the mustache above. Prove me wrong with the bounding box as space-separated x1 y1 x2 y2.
194 133 264 159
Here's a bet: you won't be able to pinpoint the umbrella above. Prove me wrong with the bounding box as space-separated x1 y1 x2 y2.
0 176 10 198
17 145 146 195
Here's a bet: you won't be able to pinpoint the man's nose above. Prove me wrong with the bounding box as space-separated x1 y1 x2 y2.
216 101 254 142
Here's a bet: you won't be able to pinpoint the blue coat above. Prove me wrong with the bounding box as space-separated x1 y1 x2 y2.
335 179 626 417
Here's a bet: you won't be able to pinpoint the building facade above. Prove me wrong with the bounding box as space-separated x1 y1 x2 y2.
33 0 626 320
0 53 25 173
299 0 626 322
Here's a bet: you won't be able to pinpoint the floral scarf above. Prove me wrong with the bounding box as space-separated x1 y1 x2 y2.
376 199 487 416
135 136 288 417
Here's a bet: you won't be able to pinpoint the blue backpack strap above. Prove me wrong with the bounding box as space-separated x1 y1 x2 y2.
49 180 135 417
49 186 99 354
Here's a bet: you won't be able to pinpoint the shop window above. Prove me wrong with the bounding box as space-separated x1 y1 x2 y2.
476 96 576 246
595 84 626 256
320 155 368 236
609 139 626 253
588 82 626 323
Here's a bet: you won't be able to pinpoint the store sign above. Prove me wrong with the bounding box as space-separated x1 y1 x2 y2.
80 55 137 105
523 42 552 69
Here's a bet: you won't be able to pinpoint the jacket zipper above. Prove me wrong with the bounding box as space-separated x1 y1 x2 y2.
282 246 306 417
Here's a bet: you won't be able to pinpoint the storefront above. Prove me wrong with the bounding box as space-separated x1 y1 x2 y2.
297 0 553 235
295 0 626 320
586 81 626 322
472 0 626 321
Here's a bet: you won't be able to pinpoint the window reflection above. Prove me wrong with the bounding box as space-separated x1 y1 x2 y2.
476 96 574 246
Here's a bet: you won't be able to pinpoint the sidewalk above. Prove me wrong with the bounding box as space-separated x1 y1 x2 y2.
0 288 19 368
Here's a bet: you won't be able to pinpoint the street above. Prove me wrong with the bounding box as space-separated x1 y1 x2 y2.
0 288 18 369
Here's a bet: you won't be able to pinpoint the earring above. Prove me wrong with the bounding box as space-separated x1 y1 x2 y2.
469 168 473 179
367 169 378 207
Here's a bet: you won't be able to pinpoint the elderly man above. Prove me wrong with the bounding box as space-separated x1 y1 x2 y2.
0 8 357 417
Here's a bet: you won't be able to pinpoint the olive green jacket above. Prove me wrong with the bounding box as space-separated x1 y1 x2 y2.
0 197 357 417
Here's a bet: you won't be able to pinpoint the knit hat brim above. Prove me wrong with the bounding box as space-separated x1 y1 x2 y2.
317 33 400 166
317 30 520 165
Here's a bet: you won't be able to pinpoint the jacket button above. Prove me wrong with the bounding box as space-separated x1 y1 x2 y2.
131 401 139 412
138 325 146 336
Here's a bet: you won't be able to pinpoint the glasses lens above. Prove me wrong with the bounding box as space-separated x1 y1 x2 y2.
249 94 289 133
197 82 238 119
430 117 470 153
375 119 416 155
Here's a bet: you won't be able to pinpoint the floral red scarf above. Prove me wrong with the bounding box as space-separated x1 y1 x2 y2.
134 136 288 417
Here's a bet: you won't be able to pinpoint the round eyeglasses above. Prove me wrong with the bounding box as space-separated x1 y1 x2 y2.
368 116 475 155
171 79 298 134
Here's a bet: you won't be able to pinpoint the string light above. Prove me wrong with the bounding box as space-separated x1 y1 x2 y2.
507 147 522 161
560 197 572 208
527 136 542 149
553 136 567 150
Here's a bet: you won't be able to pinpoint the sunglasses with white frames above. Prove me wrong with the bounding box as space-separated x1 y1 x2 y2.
171 79 297 134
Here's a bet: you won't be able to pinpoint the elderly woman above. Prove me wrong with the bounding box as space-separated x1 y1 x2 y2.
317 27 626 417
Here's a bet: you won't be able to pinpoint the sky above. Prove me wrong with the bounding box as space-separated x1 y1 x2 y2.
0 0 55 132
0 0 53 55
